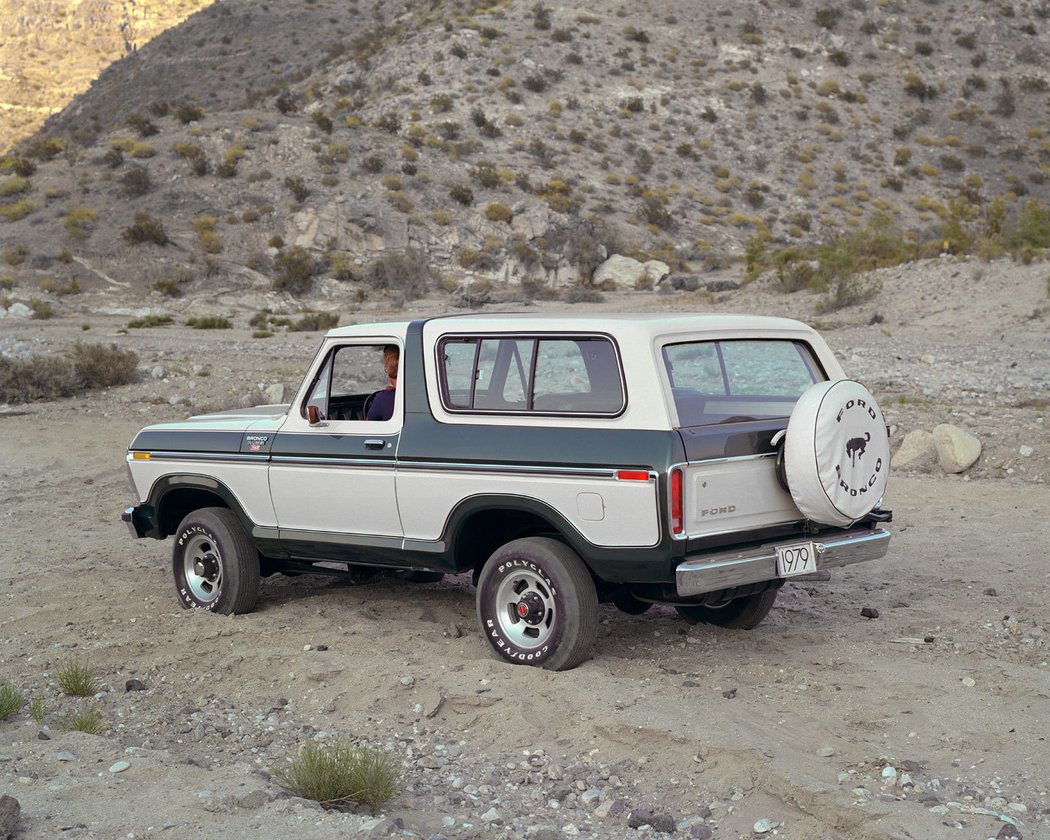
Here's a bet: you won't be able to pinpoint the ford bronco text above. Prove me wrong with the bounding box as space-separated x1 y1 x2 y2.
123 314 892 670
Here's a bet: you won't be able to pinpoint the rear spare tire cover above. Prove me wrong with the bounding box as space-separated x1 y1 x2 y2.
783 380 890 527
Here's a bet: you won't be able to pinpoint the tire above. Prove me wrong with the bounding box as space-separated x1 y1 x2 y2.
172 507 260 614
476 537 598 671
675 588 779 630
783 380 890 526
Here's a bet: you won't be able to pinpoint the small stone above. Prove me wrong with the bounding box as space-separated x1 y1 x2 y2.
56 752 76 762
753 818 778 833
109 760 131 773
580 789 602 809
125 679 147 692
722 688 737 699
150 365 165 379
303 644 313 651
881 766 898 783
817 746 836 758
932 423 982 473
480 807 501 823
984 588 997 597
628 806 654 829
961 677 976 688
690 826 714 840
861 607 880 619
0 795 20 840
924 636 936 643
996 823 1023 839
37 730 50 741
649 813 676 833
400 675 415 687
1018 445 1033 457
444 623 463 638
1005 803 1027 814
315 645 328 651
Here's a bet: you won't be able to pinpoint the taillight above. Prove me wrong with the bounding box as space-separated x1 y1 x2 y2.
670 468 683 536
616 470 650 482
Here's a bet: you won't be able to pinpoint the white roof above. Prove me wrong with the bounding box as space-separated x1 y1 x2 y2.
327 313 817 340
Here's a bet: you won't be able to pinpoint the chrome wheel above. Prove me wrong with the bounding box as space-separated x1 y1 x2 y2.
494 567 556 651
183 532 223 604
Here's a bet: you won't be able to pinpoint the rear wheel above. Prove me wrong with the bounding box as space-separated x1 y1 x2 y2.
476 537 598 671
172 507 259 614
675 588 779 629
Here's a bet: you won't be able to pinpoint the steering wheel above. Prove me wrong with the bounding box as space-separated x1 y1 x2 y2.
362 390 378 420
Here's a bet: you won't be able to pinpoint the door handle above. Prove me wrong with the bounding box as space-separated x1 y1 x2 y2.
364 439 386 450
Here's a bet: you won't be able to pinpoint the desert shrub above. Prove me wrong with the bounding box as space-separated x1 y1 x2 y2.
523 74 548 93
274 247 316 295
22 136 63 160
57 658 100 697
565 285 605 304
29 299 53 319
0 354 78 402
64 207 97 240
436 121 461 140
544 217 622 281
0 680 24 721
1 156 36 176
284 175 310 202
274 740 400 811
185 315 232 329
430 94 454 113
362 249 430 299
101 147 124 168
128 314 174 328
375 112 402 134
28 696 45 723
0 177 31 197
814 6 841 29
484 203 513 223
904 72 938 100
449 184 474 206
122 213 169 245
385 191 412 213
72 342 139 386
327 142 351 163
311 111 333 134
290 311 340 331
121 166 152 197
361 155 384 173
175 103 204 124
0 198 38 221
2 245 28 266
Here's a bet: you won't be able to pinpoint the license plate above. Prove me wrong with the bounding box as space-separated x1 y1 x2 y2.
775 541 818 577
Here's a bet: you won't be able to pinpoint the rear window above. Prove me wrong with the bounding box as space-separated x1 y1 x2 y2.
439 335 625 415
663 339 822 426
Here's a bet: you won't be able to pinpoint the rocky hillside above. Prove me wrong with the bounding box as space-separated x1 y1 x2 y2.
0 0 213 153
1 0 1048 314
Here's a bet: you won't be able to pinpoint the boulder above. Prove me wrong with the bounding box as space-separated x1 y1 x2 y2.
2 302 33 319
593 255 646 290
0 794 20 840
263 383 285 404
932 424 982 473
892 429 936 468
643 260 670 286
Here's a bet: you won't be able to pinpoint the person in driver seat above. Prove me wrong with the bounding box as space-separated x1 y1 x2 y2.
366 344 399 420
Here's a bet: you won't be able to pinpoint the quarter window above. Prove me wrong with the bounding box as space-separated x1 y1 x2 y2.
663 339 822 426
438 335 624 415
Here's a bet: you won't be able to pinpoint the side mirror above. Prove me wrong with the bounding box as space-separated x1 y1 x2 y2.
308 404 321 425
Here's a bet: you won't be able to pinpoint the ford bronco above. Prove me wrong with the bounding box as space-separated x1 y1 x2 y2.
123 314 892 670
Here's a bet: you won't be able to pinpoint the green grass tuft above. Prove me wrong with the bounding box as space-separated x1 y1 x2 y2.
0 680 25 721
59 704 104 734
275 740 401 811
56 659 100 697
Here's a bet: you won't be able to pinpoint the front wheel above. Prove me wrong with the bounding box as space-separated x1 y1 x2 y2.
476 537 598 671
172 507 260 614
675 587 779 629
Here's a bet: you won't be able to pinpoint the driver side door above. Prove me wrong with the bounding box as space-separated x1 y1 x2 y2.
269 340 403 558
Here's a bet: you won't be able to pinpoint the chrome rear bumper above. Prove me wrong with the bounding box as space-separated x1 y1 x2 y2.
676 528 891 597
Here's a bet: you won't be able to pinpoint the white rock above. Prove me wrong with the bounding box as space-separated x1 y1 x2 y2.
593 254 646 290
109 760 130 773
263 383 285 404
643 260 671 285
881 765 897 782
480 807 501 822
753 818 778 833
892 429 936 468
816 746 836 758
1019 445 1033 457
932 424 982 473
961 677 976 687
4 302 33 319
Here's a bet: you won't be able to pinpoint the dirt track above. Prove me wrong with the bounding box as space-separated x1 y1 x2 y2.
1 263 1049 838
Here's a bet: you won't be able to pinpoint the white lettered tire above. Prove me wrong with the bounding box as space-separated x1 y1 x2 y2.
783 380 890 527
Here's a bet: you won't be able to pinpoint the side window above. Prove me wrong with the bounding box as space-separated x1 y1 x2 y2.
438 335 624 415
663 340 821 426
302 343 400 421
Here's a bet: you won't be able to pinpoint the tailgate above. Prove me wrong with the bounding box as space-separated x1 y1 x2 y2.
676 420 802 538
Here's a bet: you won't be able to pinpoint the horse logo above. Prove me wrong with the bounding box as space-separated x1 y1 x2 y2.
845 431 871 467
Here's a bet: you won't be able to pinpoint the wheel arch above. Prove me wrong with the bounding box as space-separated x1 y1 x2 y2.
147 474 254 540
443 495 596 577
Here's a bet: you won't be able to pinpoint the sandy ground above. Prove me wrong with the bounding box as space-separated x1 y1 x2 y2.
1 259 1048 839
